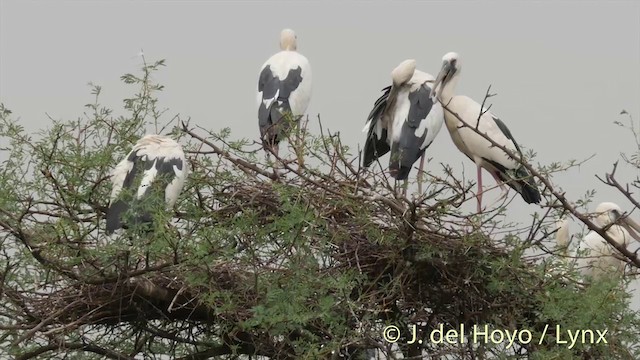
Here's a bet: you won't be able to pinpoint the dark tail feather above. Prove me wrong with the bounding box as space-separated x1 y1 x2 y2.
387 145 423 181
388 166 411 180
513 166 541 204
271 99 292 123
106 199 156 234
262 100 294 147
105 200 127 234
362 86 392 168
363 128 390 168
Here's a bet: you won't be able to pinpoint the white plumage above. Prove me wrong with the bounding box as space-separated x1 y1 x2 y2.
106 134 188 234
257 28 312 157
431 52 541 212
555 217 571 256
363 59 444 194
569 202 640 279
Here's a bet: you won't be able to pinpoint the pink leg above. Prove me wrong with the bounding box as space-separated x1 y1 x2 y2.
417 153 426 194
392 180 401 197
271 143 286 177
489 171 509 198
393 179 409 197
477 165 483 213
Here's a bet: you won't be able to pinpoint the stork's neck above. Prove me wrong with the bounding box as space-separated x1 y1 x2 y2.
439 72 460 104
281 43 297 51
596 212 615 228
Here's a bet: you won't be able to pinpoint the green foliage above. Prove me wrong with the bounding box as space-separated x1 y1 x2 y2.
0 59 638 360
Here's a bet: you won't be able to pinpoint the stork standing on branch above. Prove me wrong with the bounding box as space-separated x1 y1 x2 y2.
362 59 444 195
257 28 312 162
430 52 541 213
106 135 188 234
558 202 640 279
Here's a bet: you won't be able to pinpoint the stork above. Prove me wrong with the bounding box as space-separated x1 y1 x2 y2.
430 52 541 213
257 28 312 161
362 59 444 194
564 202 640 279
106 134 188 234
555 217 571 257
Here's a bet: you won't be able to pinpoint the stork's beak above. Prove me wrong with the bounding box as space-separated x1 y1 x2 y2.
430 62 450 99
621 216 640 243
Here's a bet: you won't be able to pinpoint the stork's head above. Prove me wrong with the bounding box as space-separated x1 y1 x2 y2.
391 59 416 87
280 29 298 51
594 202 623 227
593 202 640 243
431 52 461 99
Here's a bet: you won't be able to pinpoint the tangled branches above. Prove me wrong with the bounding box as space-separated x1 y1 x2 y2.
0 64 639 359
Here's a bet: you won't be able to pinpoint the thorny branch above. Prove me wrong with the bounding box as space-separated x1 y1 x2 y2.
1 79 638 358
437 87 640 269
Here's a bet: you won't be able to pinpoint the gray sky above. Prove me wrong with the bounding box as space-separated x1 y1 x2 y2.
2 0 640 307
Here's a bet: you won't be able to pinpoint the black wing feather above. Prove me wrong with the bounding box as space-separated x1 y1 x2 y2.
105 151 182 234
363 86 392 168
492 115 522 153
483 116 541 204
258 65 304 147
388 84 435 180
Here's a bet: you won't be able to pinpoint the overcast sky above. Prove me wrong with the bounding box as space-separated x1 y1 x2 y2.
1 0 640 307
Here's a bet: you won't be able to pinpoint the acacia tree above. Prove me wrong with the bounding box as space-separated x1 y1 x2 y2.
0 59 639 359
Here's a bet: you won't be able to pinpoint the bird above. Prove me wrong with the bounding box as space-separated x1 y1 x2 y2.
555 217 571 257
362 59 444 194
569 202 640 279
106 134 188 234
257 28 312 161
430 52 541 213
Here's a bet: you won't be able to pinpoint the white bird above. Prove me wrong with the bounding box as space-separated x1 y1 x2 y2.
571 202 640 279
555 217 571 256
257 28 312 158
106 135 188 234
430 52 541 213
362 59 444 194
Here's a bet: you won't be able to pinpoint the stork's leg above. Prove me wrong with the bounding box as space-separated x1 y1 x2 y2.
392 179 408 197
263 145 272 162
481 171 510 210
489 171 509 200
477 165 483 213
417 153 426 195
264 140 277 161
272 143 288 177
275 143 282 170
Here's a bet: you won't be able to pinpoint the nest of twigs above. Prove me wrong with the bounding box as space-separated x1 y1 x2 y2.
5 121 559 359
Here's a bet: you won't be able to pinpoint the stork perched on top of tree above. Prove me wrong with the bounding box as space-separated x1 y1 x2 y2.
362 59 444 194
430 52 541 213
257 28 312 163
557 202 640 279
106 134 188 234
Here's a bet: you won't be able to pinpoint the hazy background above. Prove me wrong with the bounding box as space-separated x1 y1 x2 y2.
1 0 640 307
